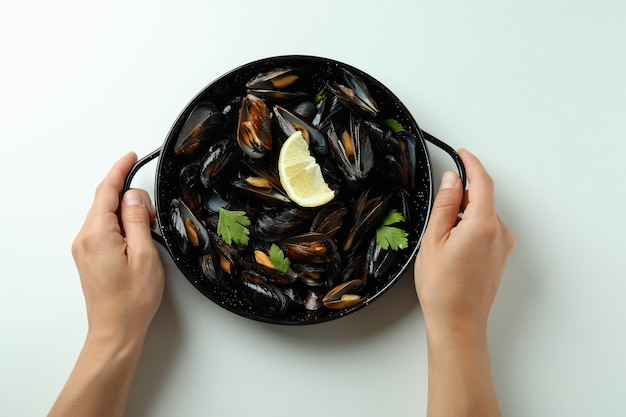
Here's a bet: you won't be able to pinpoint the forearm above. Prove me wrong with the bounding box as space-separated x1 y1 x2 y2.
425 323 501 417
47 331 145 417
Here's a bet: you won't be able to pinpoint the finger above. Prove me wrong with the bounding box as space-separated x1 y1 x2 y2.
457 148 496 216
120 189 156 253
91 152 138 216
78 152 138 238
423 171 464 243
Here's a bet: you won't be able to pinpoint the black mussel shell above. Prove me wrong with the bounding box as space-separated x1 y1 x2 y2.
326 113 374 183
255 207 314 242
179 161 203 212
174 102 227 155
310 201 348 238
241 270 289 317
169 198 211 255
274 105 328 156
366 236 399 280
342 191 390 254
199 136 240 188
322 279 365 310
237 94 272 159
328 68 380 117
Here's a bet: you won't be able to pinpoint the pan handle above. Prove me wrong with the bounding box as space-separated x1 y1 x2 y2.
122 147 167 247
422 130 467 190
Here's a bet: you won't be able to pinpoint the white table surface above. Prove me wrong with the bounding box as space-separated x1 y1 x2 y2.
2 1 625 416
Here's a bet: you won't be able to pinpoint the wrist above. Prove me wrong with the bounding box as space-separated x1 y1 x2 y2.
85 326 146 361
47 321 146 417
423 319 501 417
423 314 488 346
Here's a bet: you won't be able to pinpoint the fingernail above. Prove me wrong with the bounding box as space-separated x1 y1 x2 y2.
440 171 458 189
123 189 143 206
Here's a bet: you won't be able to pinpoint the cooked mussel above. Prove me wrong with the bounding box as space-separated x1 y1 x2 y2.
169 198 211 255
278 232 341 287
342 191 389 253
232 175 291 205
174 102 227 155
322 279 365 310
328 68 379 117
326 112 374 183
232 160 291 205
380 130 417 189
248 261 297 286
237 94 272 159
366 236 399 280
310 201 348 238
221 96 244 132
284 286 326 312
290 263 328 287
179 161 203 212
199 247 226 288
246 67 300 91
279 232 339 264
202 184 233 213
241 270 289 317
288 100 317 121
274 105 328 156
199 136 239 188
248 240 297 285
207 228 241 277
255 207 314 241
246 67 309 101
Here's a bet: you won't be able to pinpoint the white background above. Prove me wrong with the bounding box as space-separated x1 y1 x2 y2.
1 1 625 416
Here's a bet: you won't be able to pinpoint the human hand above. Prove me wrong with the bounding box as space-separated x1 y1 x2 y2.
414 149 514 334
414 149 512 417
71 152 165 343
48 153 165 417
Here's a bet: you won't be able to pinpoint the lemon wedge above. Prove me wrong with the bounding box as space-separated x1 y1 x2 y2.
278 131 335 207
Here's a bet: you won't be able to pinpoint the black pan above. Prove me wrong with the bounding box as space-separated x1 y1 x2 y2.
123 55 465 325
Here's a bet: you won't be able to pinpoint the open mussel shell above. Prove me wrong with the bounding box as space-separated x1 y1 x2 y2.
255 207 315 242
169 198 211 255
174 102 227 155
155 55 433 325
241 270 290 317
274 104 328 156
237 94 272 159
200 136 240 188
246 67 301 90
322 279 366 310
328 68 380 117
326 112 375 183
246 67 310 102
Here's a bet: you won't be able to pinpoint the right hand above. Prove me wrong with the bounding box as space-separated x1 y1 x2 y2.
413 149 515 333
71 152 165 343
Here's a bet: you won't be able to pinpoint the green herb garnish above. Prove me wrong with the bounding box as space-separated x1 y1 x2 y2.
383 119 405 133
268 243 290 272
217 208 251 245
376 209 409 250
313 86 326 104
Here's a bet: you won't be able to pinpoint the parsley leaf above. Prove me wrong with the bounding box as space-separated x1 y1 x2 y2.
217 208 251 245
376 209 409 250
269 243 290 272
376 227 409 250
383 119 405 133
382 209 405 226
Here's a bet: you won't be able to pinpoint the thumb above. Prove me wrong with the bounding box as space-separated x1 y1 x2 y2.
423 171 464 243
120 189 156 248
